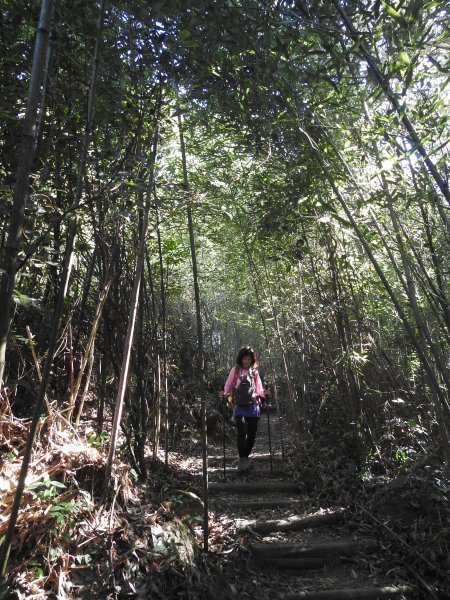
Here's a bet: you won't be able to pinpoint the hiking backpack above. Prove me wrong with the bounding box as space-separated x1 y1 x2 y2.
232 367 257 407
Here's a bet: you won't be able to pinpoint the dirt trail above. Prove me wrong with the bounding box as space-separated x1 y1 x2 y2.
190 410 412 600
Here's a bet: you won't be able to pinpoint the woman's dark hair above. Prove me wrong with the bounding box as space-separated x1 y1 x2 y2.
236 346 257 367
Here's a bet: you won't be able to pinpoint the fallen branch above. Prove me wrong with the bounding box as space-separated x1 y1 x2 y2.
403 562 440 600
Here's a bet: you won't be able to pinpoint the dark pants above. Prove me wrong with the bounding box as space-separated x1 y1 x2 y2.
235 416 259 458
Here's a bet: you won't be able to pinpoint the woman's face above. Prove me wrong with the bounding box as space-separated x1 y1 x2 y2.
242 354 252 369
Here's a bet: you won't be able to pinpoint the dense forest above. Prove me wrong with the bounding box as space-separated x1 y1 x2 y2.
0 1 449 598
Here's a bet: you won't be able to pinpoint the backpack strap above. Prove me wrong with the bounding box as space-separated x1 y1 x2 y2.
232 366 240 389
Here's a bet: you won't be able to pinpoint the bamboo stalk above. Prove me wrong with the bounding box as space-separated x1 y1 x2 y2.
25 326 52 417
178 112 209 552
105 108 160 490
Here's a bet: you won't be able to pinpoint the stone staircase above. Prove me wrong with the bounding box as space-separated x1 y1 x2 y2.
207 417 412 600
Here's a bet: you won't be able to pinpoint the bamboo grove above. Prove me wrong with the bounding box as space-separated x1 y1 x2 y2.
0 0 449 577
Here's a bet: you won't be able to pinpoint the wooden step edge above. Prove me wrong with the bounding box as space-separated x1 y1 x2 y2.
240 510 344 534
217 499 302 510
251 539 378 559
209 481 299 494
258 557 330 570
208 454 283 462
208 467 287 475
285 585 412 600
208 473 289 481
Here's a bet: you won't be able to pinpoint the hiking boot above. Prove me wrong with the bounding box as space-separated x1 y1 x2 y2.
238 457 249 472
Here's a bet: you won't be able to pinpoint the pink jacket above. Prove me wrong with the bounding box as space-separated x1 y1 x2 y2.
224 367 266 399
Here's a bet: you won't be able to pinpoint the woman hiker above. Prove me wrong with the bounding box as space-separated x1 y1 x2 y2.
223 346 266 472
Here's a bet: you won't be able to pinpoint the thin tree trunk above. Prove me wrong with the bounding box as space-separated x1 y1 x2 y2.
74 342 95 428
132 189 149 479
325 230 362 426
104 118 160 491
0 0 54 389
153 354 161 458
72 244 99 357
385 203 450 387
238 234 284 455
296 260 307 411
155 192 169 464
305 108 450 427
55 1 106 408
334 55 450 438
144 246 161 459
304 236 340 402
260 251 301 438
331 0 450 206
97 350 107 433
329 112 450 399
0 1 56 579
25 325 52 417
178 113 209 552
300 126 450 431
359 93 450 346
67 278 111 422
34 28 55 160
73 279 112 426
135 286 148 478
419 204 450 334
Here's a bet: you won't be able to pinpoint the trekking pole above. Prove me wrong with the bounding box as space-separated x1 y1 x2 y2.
222 394 226 480
279 409 285 461
275 389 285 460
267 403 273 474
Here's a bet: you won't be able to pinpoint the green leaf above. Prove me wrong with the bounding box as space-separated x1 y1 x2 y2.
49 481 67 489
13 292 40 309
381 0 403 20
435 28 450 43
0 111 17 121
153 541 169 554
14 335 29 343
28 481 43 490
399 50 410 65
178 29 191 41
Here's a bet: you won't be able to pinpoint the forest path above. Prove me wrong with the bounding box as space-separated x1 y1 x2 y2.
192 409 412 600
